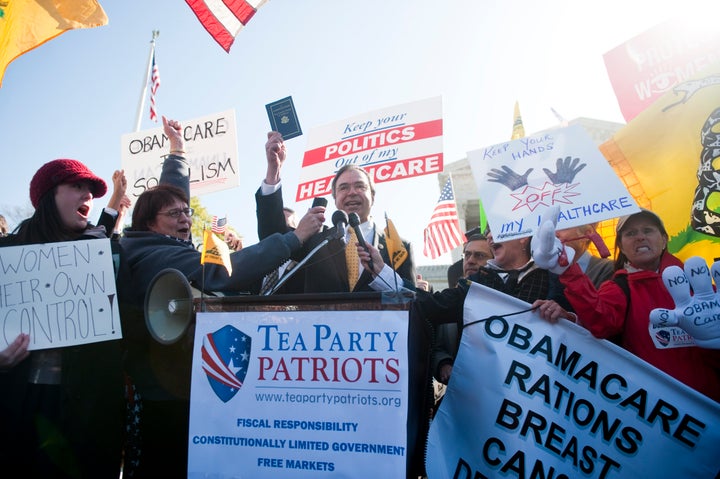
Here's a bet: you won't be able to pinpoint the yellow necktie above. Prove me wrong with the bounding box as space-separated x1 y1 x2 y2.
345 228 360 291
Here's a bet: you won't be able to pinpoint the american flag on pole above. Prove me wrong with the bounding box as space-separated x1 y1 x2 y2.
423 178 465 259
211 215 227 234
186 0 268 53
149 51 160 122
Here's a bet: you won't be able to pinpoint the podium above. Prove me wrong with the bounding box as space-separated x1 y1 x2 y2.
189 291 431 479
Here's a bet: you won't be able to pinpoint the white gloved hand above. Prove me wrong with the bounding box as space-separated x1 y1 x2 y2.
530 206 574 275
649 256 720 349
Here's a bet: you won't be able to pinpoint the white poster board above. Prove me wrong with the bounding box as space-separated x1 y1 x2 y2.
188 309 409 478
0 239 121 350
426 284 720 479
121 109 239 199
468 124 639 241
296 97 443 202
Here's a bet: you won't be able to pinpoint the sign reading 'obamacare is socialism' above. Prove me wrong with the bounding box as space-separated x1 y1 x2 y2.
295 96 443 202
187 310 408 478
120 109 239 199
426 284 720 479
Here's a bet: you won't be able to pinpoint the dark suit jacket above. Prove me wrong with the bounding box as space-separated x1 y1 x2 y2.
256 187 416 293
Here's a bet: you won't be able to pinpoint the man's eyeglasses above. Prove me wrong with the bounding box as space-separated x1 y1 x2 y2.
157 208 194 218
463 251 490 261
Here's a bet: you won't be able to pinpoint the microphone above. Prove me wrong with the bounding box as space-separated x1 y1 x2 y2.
331 210 348 240
348 212 373 271
312 197 328 208
266 210 349 295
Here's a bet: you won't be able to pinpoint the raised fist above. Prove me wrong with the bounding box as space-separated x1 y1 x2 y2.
530 206 574 275
650 256 720 349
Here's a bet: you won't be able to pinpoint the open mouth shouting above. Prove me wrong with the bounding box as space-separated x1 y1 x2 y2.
77 204 91 218
176 226 191 240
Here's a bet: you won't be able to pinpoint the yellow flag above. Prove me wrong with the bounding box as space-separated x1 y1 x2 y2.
384 214 408 269
511 101 525 140
0 0 108 87
598 61 720 264
201 229 233 276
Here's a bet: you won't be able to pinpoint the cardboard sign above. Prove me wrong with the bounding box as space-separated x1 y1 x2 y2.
0 239 121 350
121 109 239 198
468 124 639 242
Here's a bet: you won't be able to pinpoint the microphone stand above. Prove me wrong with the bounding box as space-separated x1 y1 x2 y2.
266 212 347 296
265 233 339 296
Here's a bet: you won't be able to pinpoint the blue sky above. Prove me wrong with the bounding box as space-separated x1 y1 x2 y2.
0 0 704 265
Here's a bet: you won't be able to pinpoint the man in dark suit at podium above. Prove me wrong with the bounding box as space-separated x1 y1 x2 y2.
256 131 417 294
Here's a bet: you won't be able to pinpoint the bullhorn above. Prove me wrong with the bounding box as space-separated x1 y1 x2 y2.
144 268 201 345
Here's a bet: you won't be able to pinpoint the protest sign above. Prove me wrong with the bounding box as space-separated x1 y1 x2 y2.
295 96 443 202
599 61 720 264
467 124 639 242
121 109 239 198
603 17 720 122
426 284 720 479
0 239 121 350
188 309 408 478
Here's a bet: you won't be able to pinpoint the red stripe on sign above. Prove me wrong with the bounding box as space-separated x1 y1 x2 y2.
302 119 443 167
364 153 443 184
295 153 443 202
296 174 335 202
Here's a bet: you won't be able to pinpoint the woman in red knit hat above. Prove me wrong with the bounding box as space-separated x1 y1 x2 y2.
0 158 128 478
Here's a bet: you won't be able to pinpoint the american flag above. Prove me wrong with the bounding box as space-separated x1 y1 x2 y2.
211 215 227 234
149 51 160 122
423 178 465 259
186 0 268 53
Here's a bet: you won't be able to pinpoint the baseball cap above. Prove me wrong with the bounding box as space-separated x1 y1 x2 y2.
616 208 666 235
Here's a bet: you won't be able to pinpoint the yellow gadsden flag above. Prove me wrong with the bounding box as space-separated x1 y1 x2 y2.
384 213 408 270
0 0 108 87
201 228 232 276
598 61 720 263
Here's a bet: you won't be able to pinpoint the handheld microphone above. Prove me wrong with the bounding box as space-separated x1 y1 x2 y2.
348 212 373 271
312 197 328 208
331 210 348 240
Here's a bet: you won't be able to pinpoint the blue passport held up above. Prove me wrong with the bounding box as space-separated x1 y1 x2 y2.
266 96 302 140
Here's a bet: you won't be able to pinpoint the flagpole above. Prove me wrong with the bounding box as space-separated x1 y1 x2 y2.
200 225 206 312
134 30 159 132
384 213 400 292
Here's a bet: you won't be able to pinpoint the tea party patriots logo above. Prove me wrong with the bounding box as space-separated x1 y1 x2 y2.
201 325 251 402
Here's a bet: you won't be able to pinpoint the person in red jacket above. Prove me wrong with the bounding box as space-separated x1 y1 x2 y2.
533 208 720 402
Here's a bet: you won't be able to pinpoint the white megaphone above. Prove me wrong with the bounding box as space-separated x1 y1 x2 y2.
144 268 202 345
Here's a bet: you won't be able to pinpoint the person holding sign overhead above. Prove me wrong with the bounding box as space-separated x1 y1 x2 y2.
116 117 325 478
256 131 417 293
0 158 127 477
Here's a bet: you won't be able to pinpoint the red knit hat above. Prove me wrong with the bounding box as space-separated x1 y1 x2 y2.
30 159 107 208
